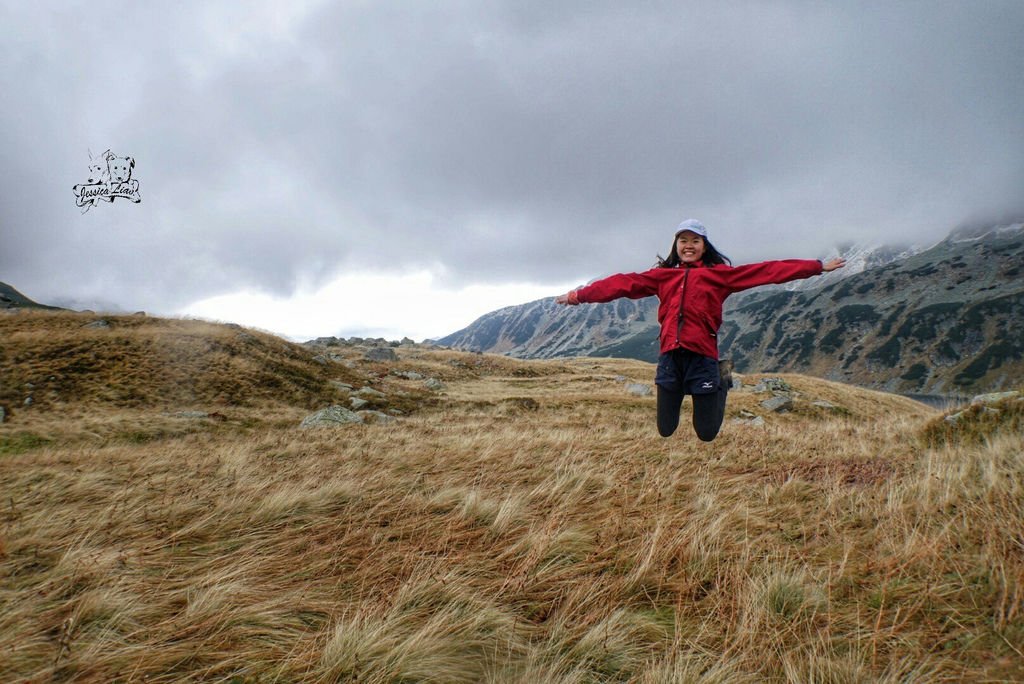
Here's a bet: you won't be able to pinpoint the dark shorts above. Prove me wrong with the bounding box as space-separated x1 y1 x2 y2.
655 349 720 395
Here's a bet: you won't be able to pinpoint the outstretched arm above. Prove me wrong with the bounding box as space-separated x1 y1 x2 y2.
555 271 660 306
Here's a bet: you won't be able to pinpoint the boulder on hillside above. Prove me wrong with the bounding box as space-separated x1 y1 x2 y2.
753 377 792 394
761 395 794 413
364 347 398 362
300 405 364 428
970 391 1020 406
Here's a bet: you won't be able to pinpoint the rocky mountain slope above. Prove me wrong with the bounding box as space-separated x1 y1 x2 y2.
0 282 61 310
437 224 1024 394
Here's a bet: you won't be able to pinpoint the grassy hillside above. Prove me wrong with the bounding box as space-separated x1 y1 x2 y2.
1 311 1022 682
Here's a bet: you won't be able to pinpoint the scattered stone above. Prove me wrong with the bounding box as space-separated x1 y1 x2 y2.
349 397 369 410
237 332 257 344
84 319 110 329
764 378 792 392
0 406 5 423
393 370 424 381
23 396 33 406
364 347 398 362
388 408 406 416
312 355 331 365
400 337 416 346
300 405 364 428
731 415 765 427
970 391 1020 406
308 336 342 347
738 409 757 419
761 395 794 413
356 387 386 399
731 376 744 391
944 411 965 425
330 380 354 391
626 383 653 397
358 410 397 424
424 378 445 391
812 400 838 410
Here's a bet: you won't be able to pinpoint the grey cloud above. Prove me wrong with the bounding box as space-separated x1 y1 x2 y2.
1 1 1022 312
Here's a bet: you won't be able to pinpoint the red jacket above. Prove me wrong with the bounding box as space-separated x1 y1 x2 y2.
570 259 823 359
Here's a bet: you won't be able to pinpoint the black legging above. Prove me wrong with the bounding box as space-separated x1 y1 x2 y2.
657 385 728 441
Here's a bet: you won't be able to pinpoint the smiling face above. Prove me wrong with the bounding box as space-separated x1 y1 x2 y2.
675 231 706 264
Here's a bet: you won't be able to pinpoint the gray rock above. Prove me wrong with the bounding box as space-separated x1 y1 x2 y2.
330 380 354 391
23 396 33 406
357 387 386 399
364 347 398 362
300 405 364 428
762 377 792 393
400 337 416 346
731 415 765 427
761 395 794 413
944 411 965 424
614 375 628 383
84 319 110 329
349 397 369 410
424 378 445 391
0 406 5 423
626 383 653 397
308 336 342 347
311 355 331 365
970 391 1019 406
393 370 424 381
812 400 838 410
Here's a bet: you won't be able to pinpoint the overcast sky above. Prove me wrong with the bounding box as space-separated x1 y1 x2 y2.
2 1 1022 341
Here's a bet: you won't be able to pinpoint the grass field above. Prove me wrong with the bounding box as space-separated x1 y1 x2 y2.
2 311 1022 682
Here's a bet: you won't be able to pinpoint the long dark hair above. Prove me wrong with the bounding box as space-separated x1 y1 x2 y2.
656 236 731 268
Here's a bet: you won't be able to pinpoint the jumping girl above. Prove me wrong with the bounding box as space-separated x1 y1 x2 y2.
556 219 846 441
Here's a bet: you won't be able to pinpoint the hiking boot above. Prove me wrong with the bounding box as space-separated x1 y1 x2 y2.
719 359 734 390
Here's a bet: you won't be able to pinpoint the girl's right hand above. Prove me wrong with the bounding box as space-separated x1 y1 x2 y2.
555 291 579 305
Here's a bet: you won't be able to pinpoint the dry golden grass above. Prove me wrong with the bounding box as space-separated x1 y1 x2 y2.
1 311 1022 682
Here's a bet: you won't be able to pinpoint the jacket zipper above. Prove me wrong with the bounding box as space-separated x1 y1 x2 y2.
675 268 689 346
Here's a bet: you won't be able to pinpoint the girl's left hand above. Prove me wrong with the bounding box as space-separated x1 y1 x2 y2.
822 257 847 272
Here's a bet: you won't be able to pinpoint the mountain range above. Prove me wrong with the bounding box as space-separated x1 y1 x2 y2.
436 223 1024 395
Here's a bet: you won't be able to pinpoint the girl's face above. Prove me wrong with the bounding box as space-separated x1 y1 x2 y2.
675 231 706 264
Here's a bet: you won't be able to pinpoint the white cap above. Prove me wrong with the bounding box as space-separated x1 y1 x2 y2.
675 218 708 239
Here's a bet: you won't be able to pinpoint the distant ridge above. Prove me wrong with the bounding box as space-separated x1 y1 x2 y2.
0 282 62 311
